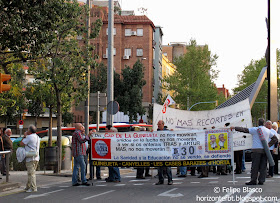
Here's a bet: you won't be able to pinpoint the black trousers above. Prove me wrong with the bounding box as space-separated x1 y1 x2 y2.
251 152 267 183
234 150 243 174
158 167 172 183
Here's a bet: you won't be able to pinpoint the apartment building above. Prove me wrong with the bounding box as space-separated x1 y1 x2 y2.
90 5 155 108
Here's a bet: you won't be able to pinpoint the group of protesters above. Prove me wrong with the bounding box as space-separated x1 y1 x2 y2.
71 118 280 187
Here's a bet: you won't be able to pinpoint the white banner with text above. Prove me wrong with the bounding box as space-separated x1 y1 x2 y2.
91 129 233 167
153 98 253 151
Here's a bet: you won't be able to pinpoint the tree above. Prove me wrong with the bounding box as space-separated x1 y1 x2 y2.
25 81 47 127
29 0 102 172
0 0 74 73
116 60 146 123
0 63 26 124
233 57 269 123
163 39 221 111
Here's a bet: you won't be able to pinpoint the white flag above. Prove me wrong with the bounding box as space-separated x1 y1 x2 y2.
165 95 176 106
162 95 175 114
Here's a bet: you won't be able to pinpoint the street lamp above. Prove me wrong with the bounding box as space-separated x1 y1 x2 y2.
188 101 218 111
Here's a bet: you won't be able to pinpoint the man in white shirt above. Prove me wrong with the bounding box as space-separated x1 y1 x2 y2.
231 118 277 185
20 125 40 192
265 121 279 178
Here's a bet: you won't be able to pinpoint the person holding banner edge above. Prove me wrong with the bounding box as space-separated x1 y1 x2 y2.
155 120 173 185
230 118 278 185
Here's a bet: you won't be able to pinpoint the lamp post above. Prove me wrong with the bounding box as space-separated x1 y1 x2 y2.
188 101 218 111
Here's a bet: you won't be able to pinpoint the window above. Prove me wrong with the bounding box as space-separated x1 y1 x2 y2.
136 49 143 57
125 29 131 36
106 28 116 35
137 29 143 36
124 48 131 56
106 48 116 56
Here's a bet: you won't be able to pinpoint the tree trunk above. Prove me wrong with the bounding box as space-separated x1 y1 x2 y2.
48 106 53 147
56 93 62 173
35 116 38 127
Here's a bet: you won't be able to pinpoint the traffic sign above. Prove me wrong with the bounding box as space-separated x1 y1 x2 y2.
19 125 23 129
19 120 24 125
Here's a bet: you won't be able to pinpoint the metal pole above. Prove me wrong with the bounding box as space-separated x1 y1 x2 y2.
85 0 91 135
6 152 10 182
188 101 216 111
86 0 92 183
106 0 114 126
267 0 271 120
97 91 100 131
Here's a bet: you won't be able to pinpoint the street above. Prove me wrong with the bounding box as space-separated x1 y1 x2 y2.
0 164 280 203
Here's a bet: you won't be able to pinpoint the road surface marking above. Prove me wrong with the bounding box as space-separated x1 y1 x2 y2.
239 190 255 203
133 183 144 185
158 188 183 198
24 189 64 199
82 190 115 200
203 177 219 180
114 184 126 186
190 182 200 184
96 185 107 187
129 179 150 182
236 177 250 179
125 176 136 178
209 181 219 184
173 182 183 185
59 186 71 188
227 181 238 183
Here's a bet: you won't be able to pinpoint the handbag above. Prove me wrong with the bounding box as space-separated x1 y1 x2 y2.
16 147 26 162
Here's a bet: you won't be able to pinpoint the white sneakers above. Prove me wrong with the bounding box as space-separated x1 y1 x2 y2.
26 188 37 193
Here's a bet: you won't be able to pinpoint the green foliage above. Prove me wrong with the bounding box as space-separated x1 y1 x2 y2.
0 0 71 72
233 57 269 122
0 63 26 123
116 60 146 123
90 63 108 93
62 111 74 126
163 39 220 111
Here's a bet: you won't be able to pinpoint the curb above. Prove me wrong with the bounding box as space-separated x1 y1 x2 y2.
0 182 20 192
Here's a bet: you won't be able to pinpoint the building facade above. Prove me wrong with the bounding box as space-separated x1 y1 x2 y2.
90 5 155 108
153 26 163 102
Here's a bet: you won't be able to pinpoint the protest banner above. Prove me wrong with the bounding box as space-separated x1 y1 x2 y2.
91 129 233 167
153 98 253 150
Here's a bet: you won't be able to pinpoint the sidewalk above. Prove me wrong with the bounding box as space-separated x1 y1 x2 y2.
0 168 134 194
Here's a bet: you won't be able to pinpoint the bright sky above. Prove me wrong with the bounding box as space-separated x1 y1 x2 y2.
118 0 280 92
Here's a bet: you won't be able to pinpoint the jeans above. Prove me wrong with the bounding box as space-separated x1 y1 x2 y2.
72 155 87 185
108 167 121 181
26 161 39 190
179 166 187 175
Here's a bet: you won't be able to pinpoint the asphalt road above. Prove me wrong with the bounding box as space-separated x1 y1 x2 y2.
1 165 280 203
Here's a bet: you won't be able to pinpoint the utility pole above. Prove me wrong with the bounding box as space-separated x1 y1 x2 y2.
85 0 91 135
267 0 278 121
107 0 114 126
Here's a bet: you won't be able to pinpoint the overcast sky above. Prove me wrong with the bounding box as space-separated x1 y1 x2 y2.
89 0 280 92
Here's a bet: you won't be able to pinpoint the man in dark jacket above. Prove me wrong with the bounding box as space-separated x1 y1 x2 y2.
1 128 13 176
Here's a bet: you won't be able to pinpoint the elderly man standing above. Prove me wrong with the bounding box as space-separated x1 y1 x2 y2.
72 123 93 186
231 118 277 185
1 128 13 176
156 120 173 185
20 125 40 193
265 121 279 178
